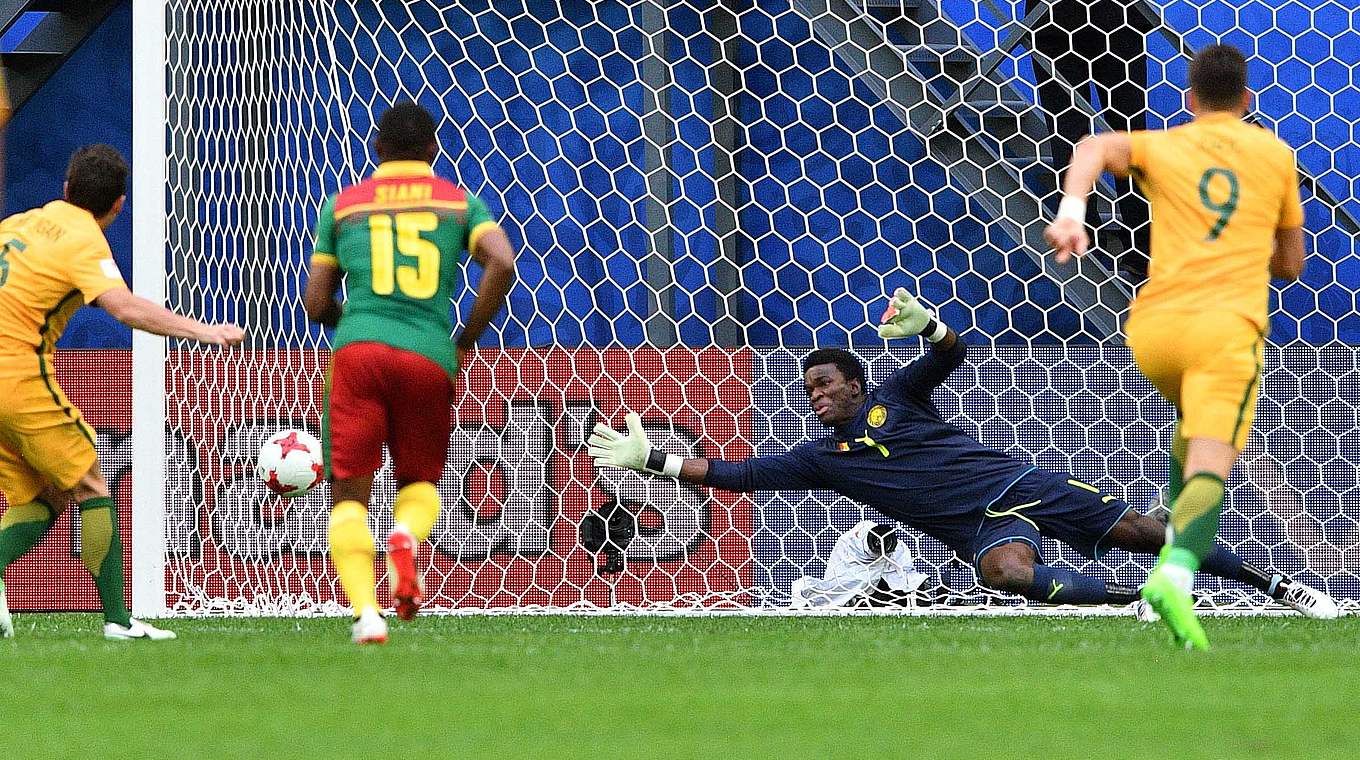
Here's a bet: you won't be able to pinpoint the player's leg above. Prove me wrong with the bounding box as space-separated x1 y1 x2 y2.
973 481 1141 605
1147 328 1262 647
1126 315 1210 649
1 377 173 640
0 438 57 639
975 541 1139 605
0 442 58 574
383 348 454 620
66 459 172 639
325 343 389 643
1100 509 1338 618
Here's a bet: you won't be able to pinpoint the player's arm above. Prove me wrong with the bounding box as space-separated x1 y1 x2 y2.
303 194 343 326
71 240 243 345
302 258 343 326
875 286 964 395
1043 132 1134 263
1270 156 1307 281
1271 228 1305 281
457 224 515 354
95 286 244 345
588 412 820 491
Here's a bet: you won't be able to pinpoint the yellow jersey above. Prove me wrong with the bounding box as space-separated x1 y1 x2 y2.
0 200 127 357
1127 113 1304 332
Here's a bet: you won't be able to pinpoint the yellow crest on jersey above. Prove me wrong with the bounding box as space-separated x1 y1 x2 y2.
867 404 888 428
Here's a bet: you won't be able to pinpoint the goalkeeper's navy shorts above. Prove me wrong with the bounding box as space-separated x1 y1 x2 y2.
323 341 453 483
969 468 1132 566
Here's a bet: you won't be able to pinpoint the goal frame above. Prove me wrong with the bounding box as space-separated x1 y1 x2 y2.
130 0 167 618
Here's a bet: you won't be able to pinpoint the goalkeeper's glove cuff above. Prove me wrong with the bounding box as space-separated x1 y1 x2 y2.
644 449 683 478
923 316 949 343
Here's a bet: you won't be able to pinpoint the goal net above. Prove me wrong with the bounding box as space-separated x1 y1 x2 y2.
141 0 1359 615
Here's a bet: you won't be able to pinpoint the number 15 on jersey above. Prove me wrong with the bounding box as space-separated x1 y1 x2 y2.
368 211 439 299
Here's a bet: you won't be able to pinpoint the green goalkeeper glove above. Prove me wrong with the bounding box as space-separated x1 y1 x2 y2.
587 412 682 478
877 287 948 342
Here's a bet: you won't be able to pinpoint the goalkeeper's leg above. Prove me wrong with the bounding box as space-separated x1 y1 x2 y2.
1102 509 1337 617
976 543 1141 605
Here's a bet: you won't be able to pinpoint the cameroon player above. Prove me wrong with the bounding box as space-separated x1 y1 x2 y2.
304 102 516 644
0 145 244 639
1045 45 1311 649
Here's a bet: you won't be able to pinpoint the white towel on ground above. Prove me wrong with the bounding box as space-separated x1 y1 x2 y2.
789 520 930 608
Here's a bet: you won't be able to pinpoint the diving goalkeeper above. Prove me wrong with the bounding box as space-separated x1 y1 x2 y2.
588 288 1337 616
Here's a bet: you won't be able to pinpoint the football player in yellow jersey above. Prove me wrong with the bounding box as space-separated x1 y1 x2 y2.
0 145 244 640
1044 45 1317 649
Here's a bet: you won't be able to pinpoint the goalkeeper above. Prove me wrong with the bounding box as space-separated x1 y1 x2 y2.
589 288 1337 616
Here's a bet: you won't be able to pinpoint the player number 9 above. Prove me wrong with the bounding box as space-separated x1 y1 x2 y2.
1198 167 1239 242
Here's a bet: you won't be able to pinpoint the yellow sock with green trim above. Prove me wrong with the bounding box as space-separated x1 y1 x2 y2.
1168 422 1188 503
329 500 378 617
0 499 56 571
1168 473 1225 563
393 482 440 542
78 496 131 627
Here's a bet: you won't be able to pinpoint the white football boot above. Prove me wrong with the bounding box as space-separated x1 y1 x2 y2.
0 578 13 638
351 607 388 645
1132 598 1161 622
104 618 178 640
1280 582 1340 619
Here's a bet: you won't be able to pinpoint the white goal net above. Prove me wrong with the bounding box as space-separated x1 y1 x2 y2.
147 0 1359 615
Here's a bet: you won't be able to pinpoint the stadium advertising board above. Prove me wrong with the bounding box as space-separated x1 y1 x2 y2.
2 349 755 611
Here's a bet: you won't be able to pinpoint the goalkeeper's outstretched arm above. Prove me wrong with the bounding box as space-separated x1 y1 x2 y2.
588 412 820 491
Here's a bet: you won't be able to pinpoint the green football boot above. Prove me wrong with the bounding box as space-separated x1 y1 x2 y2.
1141 565 1210 651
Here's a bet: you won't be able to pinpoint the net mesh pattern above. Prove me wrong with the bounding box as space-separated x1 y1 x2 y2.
158 0 1359 614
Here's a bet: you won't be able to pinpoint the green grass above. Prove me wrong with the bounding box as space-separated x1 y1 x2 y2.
2 614 1356 759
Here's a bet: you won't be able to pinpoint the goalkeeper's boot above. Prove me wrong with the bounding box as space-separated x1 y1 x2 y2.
1279 581 1340 619
1140 566 1209 651
386 527 423 621
1132 598 1160 623
351 607 388 645
104 618 177 641
0 578 13 639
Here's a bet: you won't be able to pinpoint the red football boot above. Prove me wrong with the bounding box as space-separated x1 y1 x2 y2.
386 527 424 621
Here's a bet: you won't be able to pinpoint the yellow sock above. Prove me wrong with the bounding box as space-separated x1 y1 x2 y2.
393 482 440 542
329 500 379 616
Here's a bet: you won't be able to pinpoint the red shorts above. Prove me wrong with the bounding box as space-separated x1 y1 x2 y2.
324 342 453 483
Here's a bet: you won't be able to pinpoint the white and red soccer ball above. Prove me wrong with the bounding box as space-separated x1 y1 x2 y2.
256 429 324 497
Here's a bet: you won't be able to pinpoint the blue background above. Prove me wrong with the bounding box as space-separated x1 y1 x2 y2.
6 0 1356 350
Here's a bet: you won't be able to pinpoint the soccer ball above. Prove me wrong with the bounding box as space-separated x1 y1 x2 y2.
256 429 324 497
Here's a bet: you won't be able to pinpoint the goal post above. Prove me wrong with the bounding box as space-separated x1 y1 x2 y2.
130 1 1358 616
130 0 167 618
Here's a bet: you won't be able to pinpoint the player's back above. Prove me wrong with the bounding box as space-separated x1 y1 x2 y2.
316 161 495 378
0 200 122 358
1128 114 1303 332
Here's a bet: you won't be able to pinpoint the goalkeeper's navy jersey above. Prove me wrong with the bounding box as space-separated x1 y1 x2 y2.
704 339 1035 555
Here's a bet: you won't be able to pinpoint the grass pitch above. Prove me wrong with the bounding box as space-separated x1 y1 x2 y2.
2 614 1355 759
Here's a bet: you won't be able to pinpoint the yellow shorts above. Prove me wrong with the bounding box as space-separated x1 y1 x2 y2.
1125 310 1264 451
0 355 98 505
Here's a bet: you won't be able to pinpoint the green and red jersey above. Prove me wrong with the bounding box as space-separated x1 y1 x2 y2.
310 161 498 378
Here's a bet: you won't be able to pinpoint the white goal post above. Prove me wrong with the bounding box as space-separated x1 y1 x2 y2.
130 0 1359 616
